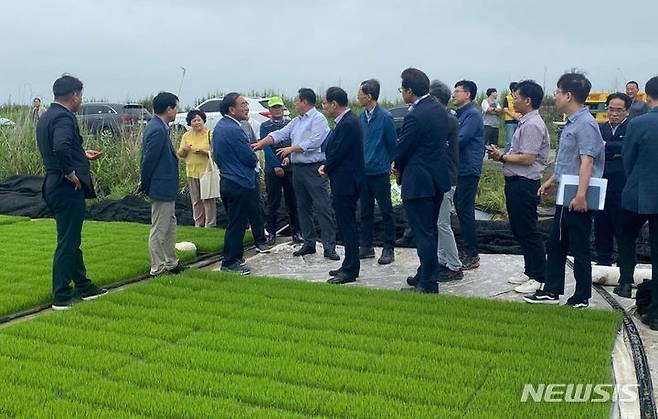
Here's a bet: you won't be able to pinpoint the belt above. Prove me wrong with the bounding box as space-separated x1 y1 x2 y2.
505 176 539 182
292 161 324 167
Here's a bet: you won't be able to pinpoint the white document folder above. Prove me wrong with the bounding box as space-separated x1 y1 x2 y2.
556 175 608 210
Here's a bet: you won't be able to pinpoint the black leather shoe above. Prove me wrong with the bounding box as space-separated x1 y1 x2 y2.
329 269 341 277
168 263 186 274
377 248 394 265
613 283 633 298
406 275 418 287
359 247 375 259
293 246 316 257
327 272 357 284
438 269 464 283
401 286 438 294
324 249 340 261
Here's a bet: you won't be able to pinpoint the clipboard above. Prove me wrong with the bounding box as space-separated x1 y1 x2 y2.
556 174 607 210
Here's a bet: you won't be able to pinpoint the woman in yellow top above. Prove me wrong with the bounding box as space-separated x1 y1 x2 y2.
177 110 216 227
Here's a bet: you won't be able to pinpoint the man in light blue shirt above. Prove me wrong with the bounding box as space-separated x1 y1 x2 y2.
525 72 605 308
253 88 338 260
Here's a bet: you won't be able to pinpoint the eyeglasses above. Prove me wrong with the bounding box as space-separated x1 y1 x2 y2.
398 87 406 93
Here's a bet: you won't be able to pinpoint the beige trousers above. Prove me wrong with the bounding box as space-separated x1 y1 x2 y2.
187 177 217 228
149 201 179 275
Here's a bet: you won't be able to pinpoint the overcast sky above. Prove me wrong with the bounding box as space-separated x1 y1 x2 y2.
2 0 656 106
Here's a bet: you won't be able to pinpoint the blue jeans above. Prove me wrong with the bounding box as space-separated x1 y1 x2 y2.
504 122 518 152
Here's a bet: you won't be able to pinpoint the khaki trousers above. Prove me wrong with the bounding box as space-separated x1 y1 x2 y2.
187 177 217 227
149 201 179 275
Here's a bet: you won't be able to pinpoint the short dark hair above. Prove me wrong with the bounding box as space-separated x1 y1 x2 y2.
297 88 316 105
153 92 179 115
359 79 380 101
429 80 451 106
645 76 658 100
486 88 497 97
455 80 478 101
401 68 430 97
606 92 632 109
626 80 640 89
325 87 348 107
220 92 241 116
515 80 544 109
186 109 207 126
557 72 591 104
53 74 83 100
509 82 518 91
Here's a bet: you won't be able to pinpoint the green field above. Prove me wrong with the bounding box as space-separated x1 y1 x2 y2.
0 215 234 316
0 270 620 417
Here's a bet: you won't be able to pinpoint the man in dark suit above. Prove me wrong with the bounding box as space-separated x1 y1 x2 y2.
617 76 658 327
393 68 450 293
213 93 261 274
139 92 184 277
319 87 365 284
36 74 107 310
594 93 631 268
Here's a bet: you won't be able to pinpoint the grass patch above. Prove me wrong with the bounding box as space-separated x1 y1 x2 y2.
0 219 250 316
0 215 29 225
0 270 621 417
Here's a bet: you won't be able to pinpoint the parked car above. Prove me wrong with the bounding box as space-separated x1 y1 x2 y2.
388 105 408 137
258 97 291 118
77 103 152 137
0 117 16 127
171 97 268 136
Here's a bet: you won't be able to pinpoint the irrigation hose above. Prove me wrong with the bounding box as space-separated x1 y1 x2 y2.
566 259 657 419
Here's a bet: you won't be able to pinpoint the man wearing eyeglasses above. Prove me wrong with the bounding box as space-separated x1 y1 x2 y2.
394 68 450 293
593 93 631 275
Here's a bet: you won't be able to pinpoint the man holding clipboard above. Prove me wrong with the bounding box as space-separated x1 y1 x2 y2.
524 73 605 308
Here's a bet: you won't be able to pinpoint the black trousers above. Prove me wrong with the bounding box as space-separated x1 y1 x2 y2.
504 177 545 281
246 173 267 244
484 125 499 146
618 211 658 319
333 193 360 277
455 175 480 258
44 180 93 303
618 211 658 289
544 206 594 300
593 189 623 265
359 173 395 250
220 178 255 267
265 169 298 236
404 194 443 291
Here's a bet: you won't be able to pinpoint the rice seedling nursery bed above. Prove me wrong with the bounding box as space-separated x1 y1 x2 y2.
0 215 230 316
0 268 621 418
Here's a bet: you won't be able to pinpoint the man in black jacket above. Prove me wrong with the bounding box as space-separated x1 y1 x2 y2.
319 87 365 284
36 74 107 310
394 68 450 293
616 77 658 315
594 93 631 268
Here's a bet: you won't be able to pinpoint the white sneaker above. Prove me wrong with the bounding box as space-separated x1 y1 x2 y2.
508 274 529 285
514 279 542 294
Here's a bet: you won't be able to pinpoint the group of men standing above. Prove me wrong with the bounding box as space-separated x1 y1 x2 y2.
36 72 658 329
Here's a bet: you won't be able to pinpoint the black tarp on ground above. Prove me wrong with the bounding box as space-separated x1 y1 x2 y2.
0 175 652 262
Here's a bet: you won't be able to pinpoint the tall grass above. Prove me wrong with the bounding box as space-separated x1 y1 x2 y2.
0 105 187 198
